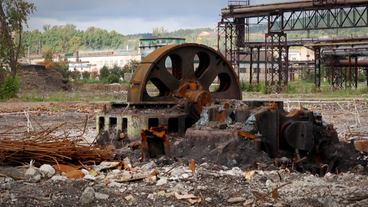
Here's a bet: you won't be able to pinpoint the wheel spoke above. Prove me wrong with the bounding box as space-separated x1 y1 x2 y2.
198 58 228 89
148 65 180 91
176 49 196 80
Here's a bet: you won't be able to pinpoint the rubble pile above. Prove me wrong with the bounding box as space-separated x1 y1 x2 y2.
1 100 368 206
1 158 368 206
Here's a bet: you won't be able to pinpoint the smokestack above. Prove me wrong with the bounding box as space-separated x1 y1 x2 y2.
39 38 42 55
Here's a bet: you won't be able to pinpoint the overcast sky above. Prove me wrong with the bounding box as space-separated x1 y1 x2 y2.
26 0 285 35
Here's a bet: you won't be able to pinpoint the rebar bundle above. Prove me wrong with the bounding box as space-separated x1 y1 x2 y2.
0 117 111 166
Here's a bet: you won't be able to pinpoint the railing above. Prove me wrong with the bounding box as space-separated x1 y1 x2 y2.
228 1 249 6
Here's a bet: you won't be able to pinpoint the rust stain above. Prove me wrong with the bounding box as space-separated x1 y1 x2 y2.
238 131 257 139
286 109 299 117
354 140 368 153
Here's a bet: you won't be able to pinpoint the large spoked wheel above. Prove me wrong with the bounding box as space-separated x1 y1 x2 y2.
128 43 242 103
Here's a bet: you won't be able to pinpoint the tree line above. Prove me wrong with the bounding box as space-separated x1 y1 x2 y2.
20 25 215 56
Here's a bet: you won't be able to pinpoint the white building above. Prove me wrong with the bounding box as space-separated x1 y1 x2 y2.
66 51 140 73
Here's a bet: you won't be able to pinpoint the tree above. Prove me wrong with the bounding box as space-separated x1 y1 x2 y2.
37 48 56 69
152 27 168 37
152 27 159 37
0 0 36 99
110 64 123 78
0 0 36 77
82 71 90 81
159 26 168 37
99 66 110 80
106 73 119 84
124 60 140 73
54 57 70 78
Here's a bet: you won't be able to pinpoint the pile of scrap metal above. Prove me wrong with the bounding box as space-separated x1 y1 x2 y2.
0 122 112 166
96 43 348 173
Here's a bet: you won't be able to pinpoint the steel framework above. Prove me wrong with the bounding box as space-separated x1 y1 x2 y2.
219 0 368 90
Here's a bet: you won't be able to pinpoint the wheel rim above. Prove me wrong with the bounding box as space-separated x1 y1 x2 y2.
128 43 242 103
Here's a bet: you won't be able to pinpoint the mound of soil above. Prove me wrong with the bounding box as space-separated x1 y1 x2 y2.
18 64 72 92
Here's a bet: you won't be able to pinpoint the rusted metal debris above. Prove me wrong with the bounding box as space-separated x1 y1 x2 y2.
354 139 368 153
0 120 111 166
141 125 171 160
97 43 348 174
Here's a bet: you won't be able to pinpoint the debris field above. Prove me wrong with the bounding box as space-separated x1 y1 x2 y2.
0 99 368 207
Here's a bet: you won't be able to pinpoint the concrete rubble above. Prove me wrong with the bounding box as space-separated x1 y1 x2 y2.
1 100 368 206
0 157 368 206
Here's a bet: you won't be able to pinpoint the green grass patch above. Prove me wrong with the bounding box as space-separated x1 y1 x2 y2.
238 80 368 98
18 90 123 102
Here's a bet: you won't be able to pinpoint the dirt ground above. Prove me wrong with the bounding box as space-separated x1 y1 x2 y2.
1 66 368 206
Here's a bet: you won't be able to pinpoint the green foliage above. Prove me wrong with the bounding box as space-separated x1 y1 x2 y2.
70 71 81 80
168 28 212 38
99 66 110 80
359 86 368 94
110 65 124 78
240 81 248 91
19 90 122 102
98 65 127 83
1 76 20 100
21 26 218 56
301 69 314 83
42 49 53 61
287 82 296 93
0 0 36 80
106 73 119 84
239 81 265 93
152 27 168 37
54 57 70 78
82 71 91 81
123 60 140 73
358 72 366 82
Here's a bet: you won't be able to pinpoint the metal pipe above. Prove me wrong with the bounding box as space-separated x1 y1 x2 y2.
325 59 368 66
322 50 368 56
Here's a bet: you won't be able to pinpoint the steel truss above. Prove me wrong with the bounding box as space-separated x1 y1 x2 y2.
270 6 368 32
219 0 368 91
217 20 241 76
265 32 289 92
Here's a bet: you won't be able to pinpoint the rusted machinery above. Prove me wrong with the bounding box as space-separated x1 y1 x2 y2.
97 43 339 172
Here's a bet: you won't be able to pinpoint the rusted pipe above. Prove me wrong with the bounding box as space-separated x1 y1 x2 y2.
221 0 368 16
325 60 368 67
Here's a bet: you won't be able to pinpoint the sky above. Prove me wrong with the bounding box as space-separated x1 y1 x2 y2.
26 0 285 35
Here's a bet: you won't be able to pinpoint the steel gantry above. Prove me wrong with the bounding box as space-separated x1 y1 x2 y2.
305 38 368 89
219 0 368 91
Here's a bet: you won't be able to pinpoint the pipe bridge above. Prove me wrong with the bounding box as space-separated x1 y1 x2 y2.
218 0 368 91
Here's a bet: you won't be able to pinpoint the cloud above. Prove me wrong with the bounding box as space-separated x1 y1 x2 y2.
25 0 288 34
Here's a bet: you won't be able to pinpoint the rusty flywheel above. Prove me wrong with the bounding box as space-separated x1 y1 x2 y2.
127 43 242 105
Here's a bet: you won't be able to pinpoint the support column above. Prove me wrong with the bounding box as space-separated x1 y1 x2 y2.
314 47 321 88
249 47 261 85
218 20 240 78
265 32 288 92
329 56 346 90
